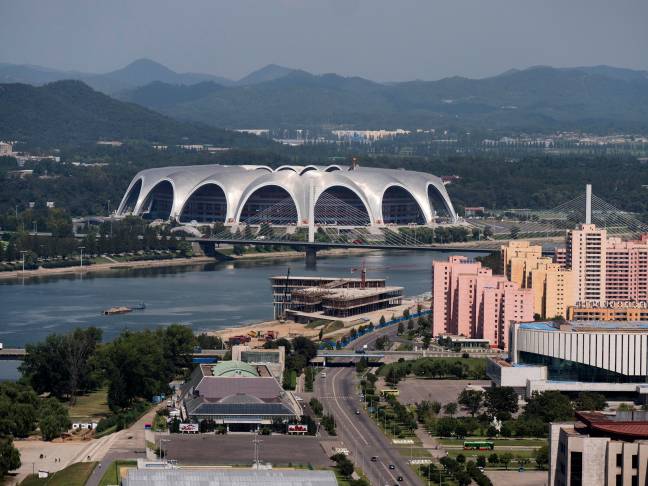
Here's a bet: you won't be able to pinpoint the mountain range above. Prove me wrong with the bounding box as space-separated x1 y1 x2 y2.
0 80 269 147
117 64 648 132
0 59 295 94
2 58 648 133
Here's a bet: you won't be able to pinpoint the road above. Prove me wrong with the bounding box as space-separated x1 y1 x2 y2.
316 316 425 485
316 367 421 486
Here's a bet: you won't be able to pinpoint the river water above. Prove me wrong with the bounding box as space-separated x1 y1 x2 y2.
0 250 483 380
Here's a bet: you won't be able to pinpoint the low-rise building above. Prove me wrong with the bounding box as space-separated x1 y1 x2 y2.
181 361 301 432
488 320 648 398
550 410 648 486
568 301 648 321
124 469 338 486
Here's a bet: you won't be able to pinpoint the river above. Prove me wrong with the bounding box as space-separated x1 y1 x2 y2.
0 250 483 380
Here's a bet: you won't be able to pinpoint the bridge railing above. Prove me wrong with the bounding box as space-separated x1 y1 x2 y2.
319 309 432 350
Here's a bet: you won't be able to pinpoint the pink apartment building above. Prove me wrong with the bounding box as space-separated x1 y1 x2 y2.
431 256 534 350
605 234 648 302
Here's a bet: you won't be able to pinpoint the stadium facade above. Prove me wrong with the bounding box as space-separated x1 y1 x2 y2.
116 164 457 226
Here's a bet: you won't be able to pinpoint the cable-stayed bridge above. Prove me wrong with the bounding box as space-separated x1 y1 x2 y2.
188 186 647 264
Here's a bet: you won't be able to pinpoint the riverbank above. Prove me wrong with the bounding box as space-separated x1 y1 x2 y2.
0 247 376 282
204 297 420 345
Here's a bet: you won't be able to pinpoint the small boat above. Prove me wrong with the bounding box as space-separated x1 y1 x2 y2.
102 306 132 316
102 302 146 315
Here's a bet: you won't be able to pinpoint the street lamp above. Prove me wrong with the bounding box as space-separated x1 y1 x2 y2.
20 250 27 274
78 246 85 270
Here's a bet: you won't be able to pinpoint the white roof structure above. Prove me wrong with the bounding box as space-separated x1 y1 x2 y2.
116 163 457 227
123 469 338 486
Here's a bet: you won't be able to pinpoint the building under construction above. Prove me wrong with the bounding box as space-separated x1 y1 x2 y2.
287 285 404 320
271 269 403 321
270 274 386 319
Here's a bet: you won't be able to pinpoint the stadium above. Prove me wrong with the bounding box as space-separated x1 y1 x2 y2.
116 163 457 227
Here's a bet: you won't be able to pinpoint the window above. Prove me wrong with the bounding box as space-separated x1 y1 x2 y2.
569 451 582 486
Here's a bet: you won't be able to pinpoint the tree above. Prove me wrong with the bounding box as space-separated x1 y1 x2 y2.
488 453 499 466
99 330 167 410
20 327 102 402
436 417 455 437
162 324 195 377
454 421 467 438
535 444 549 470
484 386 518 420
458 389 483 416
397 321 404 335
476 455 486 468
575 392 607 411
0 383 39 438
39 398 71 441
523 391 574 422
499 452 513 470
355 358 368 373
444 402 458 417
0 438 21 479
379 315 386 326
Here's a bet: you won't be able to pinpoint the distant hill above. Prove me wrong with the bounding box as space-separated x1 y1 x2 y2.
237 64 299 85
0 59 298 94
0 80 269 147
0 59 236 94
119 65 648 132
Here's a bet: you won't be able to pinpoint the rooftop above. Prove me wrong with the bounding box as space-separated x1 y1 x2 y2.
210 360 260 377
124 469 338 486
576 411 648 440
519 320 648 333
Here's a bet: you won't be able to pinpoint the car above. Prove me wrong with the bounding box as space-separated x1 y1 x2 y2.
355 410 361 415
397 477 404 482
388 464 395 470
370 456 378 462
321 372 327 377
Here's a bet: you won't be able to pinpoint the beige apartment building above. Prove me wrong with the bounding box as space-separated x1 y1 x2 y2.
501 241 575 318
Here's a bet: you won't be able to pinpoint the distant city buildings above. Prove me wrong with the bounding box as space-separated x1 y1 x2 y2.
0 141 13 156
431 255 534 350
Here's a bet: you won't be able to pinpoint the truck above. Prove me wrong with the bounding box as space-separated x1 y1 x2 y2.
355 344 368 354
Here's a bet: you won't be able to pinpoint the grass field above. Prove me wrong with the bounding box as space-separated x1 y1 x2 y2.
438 438 546 448
67 388 110 422
98 460 137 486
20 462 96 486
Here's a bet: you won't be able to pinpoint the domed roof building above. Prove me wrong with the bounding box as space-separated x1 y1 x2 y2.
116 163 457 227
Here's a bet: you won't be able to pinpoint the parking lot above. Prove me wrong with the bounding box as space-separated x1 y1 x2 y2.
163 434 332 467
395 379 492 406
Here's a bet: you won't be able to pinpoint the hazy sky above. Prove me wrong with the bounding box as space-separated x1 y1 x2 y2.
1 0 647 81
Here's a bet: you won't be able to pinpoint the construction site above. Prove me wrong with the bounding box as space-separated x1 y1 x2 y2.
270 264 404 324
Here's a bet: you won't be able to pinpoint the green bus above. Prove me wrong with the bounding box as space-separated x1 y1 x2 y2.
463 440 494 451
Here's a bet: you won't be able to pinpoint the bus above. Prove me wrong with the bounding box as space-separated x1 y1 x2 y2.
380 388 400 397
463 441 494 451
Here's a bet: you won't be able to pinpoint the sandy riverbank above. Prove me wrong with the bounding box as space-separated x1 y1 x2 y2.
204 297 421 345
0 247 376 282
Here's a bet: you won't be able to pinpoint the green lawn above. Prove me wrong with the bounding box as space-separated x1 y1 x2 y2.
20 462 96 486
438 438 546 448
448 449 536 459
98 460 137 486
67 388 110 422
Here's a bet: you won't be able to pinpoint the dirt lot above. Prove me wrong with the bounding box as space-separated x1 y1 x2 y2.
486 470 547 486
395 378 492 406
163 434 332 467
